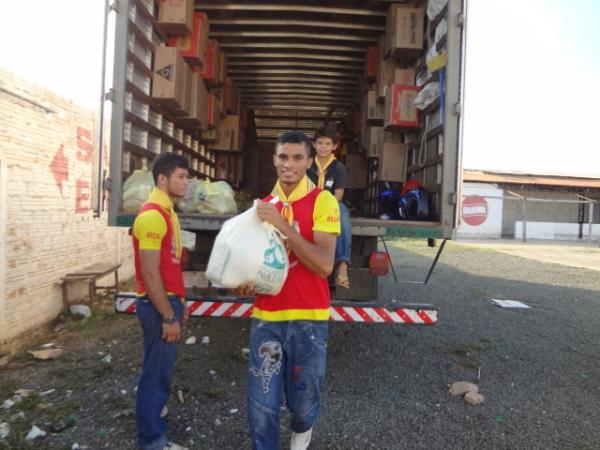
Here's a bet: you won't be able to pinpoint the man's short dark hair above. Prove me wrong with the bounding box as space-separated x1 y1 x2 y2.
151 152 189 184
275 131 313 157
314 126 338 143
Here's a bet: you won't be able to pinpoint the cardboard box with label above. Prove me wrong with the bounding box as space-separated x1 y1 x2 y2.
378 143 408 182
386 5 425 56
345 154 368 189
152 46 189 115
166 12 209 67
157 0 194 35
384 84 420 128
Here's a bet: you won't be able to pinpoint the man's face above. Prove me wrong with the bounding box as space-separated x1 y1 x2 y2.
273 143 313 186
165 167 189 198
314 137 337 159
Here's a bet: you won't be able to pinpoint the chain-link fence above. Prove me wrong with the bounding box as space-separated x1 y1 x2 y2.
459 190 599 244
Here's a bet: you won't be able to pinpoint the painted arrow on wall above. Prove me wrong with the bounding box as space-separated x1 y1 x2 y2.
50 144 69 194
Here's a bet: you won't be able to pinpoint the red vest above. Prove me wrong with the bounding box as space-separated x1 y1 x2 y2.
133 203 185 298
253 188 331 320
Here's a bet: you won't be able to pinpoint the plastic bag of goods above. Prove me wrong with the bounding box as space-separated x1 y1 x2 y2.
196 180 238 214
176 178 205 213
122 169 154 212
206 202 289 295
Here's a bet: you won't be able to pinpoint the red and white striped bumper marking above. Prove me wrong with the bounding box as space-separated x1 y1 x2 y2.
115 297 436 324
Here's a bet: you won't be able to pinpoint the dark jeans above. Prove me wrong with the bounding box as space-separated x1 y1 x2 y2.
135 296 183 450
247 319 329 450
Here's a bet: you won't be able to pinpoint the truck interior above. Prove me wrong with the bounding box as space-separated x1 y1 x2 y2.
109 0 465 242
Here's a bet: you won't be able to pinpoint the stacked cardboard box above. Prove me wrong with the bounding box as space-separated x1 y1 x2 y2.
152 47 191 116
200 40 226 85
385 5 425 57
208 114 242 151
384 84 420 128
166 12 209 68
377 143 408 182
157 0 194 35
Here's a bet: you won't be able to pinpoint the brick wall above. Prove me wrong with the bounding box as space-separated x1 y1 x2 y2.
0 69 134 345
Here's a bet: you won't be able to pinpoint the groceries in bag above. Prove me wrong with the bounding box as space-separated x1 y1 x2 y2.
206 202 288 295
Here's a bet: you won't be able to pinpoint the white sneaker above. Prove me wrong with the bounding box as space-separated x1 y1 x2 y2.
163 442 188 450
290 428 313 450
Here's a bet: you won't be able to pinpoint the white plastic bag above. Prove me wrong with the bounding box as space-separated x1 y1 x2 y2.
176 178 204 213
206 202 289 295
196 180 238 214
122 169 154 212
427 0 448 20
414 82 440 110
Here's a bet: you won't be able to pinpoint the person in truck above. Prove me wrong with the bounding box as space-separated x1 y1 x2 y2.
236 131 340 450
307 126 353 289
131 153 190 450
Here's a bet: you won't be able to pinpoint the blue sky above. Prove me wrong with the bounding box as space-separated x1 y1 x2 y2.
1 1 599 176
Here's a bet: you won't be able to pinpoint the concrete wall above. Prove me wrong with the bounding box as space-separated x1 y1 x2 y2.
0 69 134 346
515 222 600 240
457 183 504 238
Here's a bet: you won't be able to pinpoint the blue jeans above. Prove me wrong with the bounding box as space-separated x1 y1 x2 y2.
247 319 329 450
136 296 184 450
335 203 352 266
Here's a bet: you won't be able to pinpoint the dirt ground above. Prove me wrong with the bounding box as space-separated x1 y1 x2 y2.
1 240 600 449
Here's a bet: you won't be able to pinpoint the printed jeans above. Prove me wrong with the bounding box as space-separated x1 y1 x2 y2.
335 203 352 266
247 319 329 450
135 296 184 450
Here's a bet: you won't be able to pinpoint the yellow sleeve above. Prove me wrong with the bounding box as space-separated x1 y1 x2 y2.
133 209 167 250
312 190 341 235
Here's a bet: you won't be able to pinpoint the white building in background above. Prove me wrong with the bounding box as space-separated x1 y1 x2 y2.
457 170 600 241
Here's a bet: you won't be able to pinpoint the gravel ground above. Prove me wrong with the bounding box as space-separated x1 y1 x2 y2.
1 240 600 450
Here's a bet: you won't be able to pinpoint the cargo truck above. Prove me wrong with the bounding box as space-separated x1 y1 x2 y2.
104 0 467 325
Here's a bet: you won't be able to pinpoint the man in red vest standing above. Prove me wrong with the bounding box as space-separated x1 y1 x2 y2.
238 131 341 450
132 153 190 450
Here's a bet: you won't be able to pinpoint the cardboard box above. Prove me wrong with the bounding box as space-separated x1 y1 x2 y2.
206 93 220 129
386 5 425 56
196 76 208 127
367 126 383 157
209 114 241 151
200 40 219 83
364 46 377 80
366 91 383 121
152 46 188 114
222 79 235 113
178 70 202 128
166 12 209 67
384 84 420 128
389 68 415 86
217 51 227 84
378 143 408 181
345 154 368 188
157 0 194 35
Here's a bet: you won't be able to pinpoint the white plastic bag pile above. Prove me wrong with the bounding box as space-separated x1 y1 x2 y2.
206 202 289 295
122 169 154 212
176 179 238 214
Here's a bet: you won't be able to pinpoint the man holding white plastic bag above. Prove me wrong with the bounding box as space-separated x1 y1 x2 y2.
236 131 340 450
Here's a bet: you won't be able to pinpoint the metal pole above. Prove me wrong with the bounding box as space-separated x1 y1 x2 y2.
588 202 594 245
522 197 527 242
95 0 111 217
